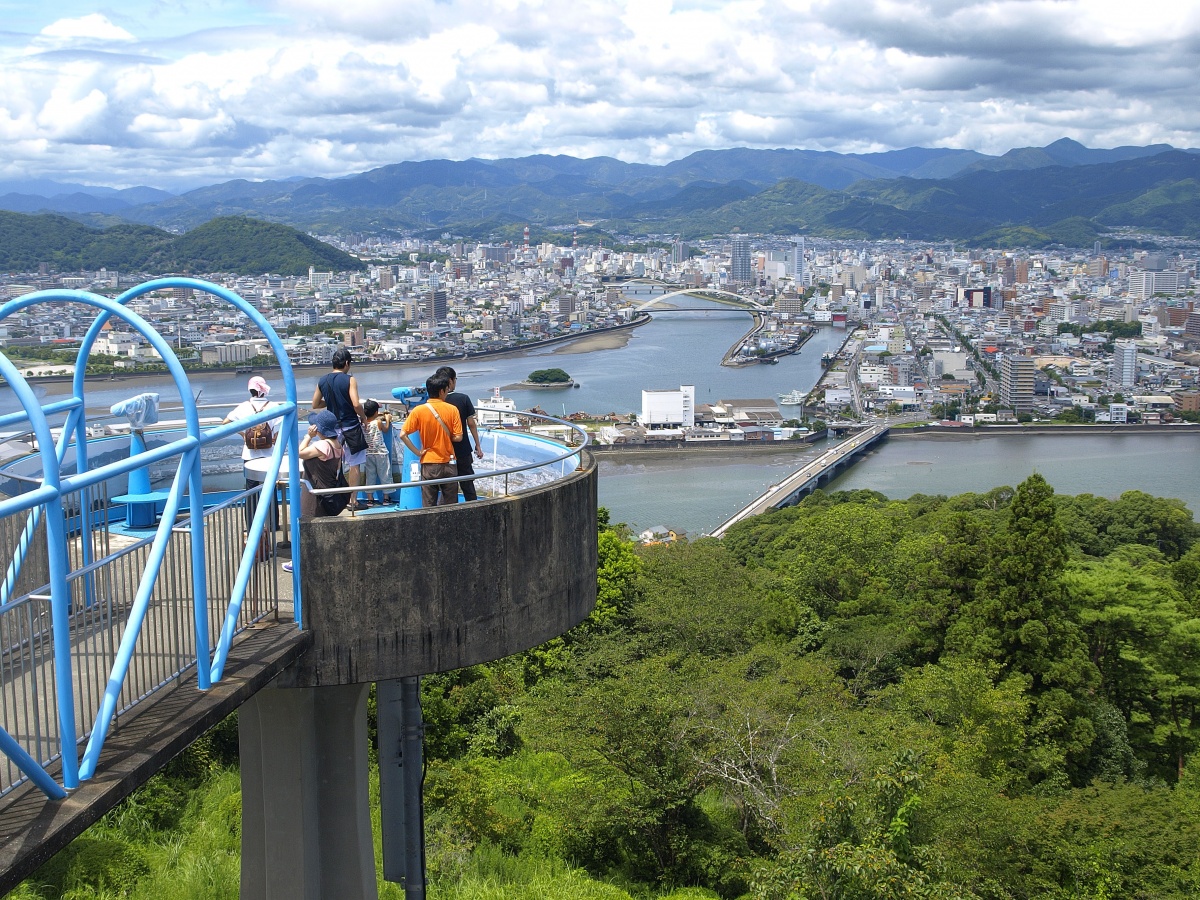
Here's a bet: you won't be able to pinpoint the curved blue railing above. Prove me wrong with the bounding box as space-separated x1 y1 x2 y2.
0 279 299 796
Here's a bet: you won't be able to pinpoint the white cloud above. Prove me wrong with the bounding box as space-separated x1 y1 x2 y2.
39 14 137 45
0 0 1198 188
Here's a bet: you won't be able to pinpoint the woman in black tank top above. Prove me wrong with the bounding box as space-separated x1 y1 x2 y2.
310 347 367 506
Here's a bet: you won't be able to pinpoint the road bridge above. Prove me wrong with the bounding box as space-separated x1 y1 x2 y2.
708 424 890 537
0 279 598 898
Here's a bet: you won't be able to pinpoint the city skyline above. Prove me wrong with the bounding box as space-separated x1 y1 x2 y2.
2 0 1200 191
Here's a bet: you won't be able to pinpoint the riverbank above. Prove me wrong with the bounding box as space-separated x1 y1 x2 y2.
0 315 653 387
886 423 1200 439
502 380 576 390
591 432 825 457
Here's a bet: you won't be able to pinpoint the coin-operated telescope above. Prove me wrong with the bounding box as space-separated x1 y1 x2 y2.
388 386 432 508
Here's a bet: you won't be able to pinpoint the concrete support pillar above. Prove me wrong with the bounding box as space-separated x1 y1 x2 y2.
239 683 377 900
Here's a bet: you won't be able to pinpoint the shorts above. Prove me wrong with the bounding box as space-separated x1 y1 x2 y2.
343 446 367 468
363 453 390 486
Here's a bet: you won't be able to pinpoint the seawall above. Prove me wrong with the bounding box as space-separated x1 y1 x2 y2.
886 423 1200 439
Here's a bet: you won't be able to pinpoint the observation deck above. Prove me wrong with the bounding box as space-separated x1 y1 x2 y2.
0 279 598 897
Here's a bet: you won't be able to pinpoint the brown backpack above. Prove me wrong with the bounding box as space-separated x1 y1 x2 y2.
243 403 275 451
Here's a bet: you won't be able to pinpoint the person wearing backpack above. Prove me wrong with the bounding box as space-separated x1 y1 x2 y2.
224 376 281 532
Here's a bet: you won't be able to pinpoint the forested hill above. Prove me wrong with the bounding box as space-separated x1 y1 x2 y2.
0 213 364 276
22 477 1200 899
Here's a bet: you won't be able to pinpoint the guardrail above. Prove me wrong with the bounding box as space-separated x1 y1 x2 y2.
0 487 280 799
307 406 590 505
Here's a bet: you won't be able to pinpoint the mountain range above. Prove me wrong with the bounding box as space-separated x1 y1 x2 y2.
4 139 1200 248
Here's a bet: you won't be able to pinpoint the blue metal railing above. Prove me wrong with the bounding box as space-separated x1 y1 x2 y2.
0 279 300 798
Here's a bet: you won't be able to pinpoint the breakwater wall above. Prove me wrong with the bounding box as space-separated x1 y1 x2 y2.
887 423 1200 439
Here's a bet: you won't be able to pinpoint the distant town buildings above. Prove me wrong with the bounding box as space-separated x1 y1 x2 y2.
641 385 695 431
1 225 1198 430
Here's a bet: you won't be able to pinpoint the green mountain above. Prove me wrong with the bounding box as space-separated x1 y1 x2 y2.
0 213 364 275
615 150 1200 245
16 142 1200 248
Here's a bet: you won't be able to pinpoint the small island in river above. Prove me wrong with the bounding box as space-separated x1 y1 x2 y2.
504 367 578 390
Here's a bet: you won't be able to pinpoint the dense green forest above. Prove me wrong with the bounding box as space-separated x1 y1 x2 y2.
17 477 1200 898
0 213 365 276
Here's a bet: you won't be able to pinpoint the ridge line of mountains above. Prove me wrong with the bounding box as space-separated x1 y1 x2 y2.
4 138 1200 275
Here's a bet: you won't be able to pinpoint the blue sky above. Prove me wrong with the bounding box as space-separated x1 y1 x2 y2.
2 0 1199 191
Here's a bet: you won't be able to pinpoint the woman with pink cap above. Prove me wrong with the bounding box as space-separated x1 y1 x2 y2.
223 376 281 534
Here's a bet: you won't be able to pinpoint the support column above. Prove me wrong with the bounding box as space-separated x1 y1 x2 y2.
239 683 377 900
377 677 426 898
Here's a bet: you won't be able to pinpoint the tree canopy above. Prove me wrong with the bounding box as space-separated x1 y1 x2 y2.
22 484 1200 900
527 368 572 384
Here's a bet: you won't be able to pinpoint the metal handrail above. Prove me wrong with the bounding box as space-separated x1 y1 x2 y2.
307 406 591 500
0 278 304 797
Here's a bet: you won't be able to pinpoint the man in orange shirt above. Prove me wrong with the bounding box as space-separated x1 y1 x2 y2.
399 372 464 507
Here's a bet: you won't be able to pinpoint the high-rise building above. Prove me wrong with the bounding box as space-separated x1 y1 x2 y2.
1113 340 1138 387
1129 270 1186 299
424 289 447 323
792 237 806 286
1000 354 1035 413
730 235 752 287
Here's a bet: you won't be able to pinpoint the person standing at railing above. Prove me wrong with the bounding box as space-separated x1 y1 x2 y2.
361 399 393 505
298 411 348 518
282 410 349 573
311 347 368 511
398 373 463 507
223 375 281 534
435 365 485 501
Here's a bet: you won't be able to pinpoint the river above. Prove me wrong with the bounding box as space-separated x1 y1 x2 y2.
595 431 1200 536
3 295 1196 535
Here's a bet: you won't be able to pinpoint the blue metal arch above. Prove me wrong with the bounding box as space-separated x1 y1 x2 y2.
0 354 71 798
108 278 303 624
0 280 301 793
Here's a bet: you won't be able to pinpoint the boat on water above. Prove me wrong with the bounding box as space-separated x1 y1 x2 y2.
778 390 807 405
821 352 836 368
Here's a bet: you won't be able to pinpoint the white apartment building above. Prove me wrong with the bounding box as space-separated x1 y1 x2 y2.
1112 340 1138 388
1128 271 1187 299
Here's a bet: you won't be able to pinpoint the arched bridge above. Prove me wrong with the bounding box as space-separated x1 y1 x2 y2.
606 278 771 313
628 287 771 314
0 279 598 898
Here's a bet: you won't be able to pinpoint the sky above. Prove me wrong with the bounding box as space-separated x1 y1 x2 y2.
2 0 1200 191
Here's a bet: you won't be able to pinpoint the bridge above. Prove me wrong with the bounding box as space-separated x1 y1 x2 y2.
0 279 597 898
708 425 890 537
606 278 772 313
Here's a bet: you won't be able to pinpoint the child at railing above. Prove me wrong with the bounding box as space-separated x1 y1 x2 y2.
361 399 392 506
